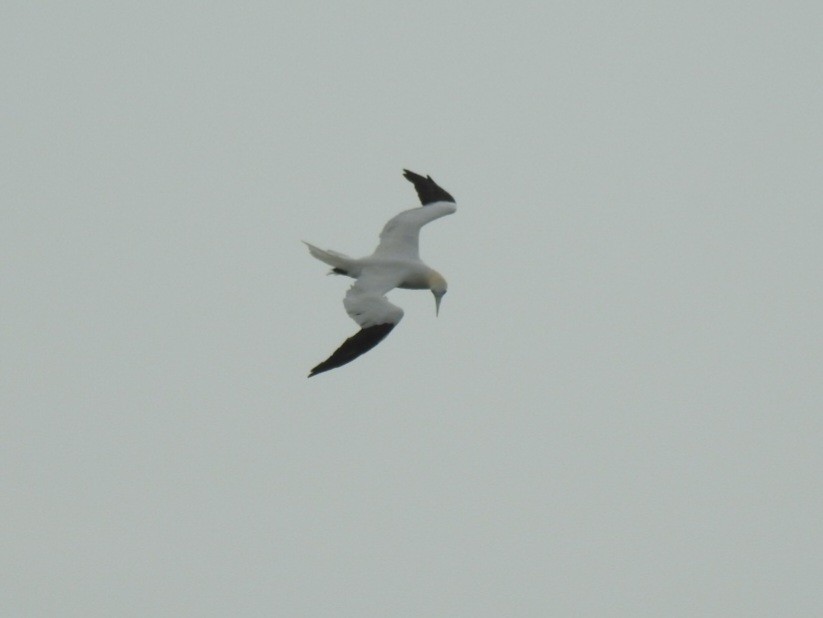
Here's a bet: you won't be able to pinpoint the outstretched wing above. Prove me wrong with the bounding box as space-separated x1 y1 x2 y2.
308 323 396 377
308 269 405 377
402 169 455 205
372 170 457 260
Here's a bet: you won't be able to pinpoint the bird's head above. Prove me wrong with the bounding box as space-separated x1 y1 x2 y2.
428 272 448 317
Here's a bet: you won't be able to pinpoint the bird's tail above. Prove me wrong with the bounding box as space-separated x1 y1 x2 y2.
303 241 357 277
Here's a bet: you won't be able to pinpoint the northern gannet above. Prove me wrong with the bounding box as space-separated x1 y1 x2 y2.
304 170 456 377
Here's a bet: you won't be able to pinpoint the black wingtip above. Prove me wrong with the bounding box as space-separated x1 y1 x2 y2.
402 169 455 205
308 323 396 377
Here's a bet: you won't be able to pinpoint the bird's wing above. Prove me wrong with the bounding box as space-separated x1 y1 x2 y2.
402 169 455 205
372 170 456 260
373 204 457 260
309 268 404 377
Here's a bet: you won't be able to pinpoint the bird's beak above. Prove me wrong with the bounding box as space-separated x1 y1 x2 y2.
435 294 442 317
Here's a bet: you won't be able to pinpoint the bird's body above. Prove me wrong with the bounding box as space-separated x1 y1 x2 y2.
305 170 456 377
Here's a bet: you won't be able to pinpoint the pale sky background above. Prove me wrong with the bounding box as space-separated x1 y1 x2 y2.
3 2 822 616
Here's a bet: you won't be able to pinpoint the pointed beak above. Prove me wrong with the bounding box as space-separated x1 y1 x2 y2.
435 294 443 317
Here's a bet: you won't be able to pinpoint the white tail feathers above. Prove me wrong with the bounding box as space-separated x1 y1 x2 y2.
303 241 357 276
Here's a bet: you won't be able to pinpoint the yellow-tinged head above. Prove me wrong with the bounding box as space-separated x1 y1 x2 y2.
428 271 448 316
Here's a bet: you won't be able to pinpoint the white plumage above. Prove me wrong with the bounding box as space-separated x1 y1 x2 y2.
304 170 457 377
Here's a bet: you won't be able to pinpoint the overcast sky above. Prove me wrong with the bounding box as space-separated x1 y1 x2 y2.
3 2 822 616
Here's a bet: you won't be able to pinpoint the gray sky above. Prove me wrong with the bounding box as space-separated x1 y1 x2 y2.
3 2 822 616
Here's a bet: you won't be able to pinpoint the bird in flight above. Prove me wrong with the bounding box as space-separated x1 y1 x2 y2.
304 169 457 377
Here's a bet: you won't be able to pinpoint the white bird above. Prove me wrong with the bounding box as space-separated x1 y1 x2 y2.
304 169 457 377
